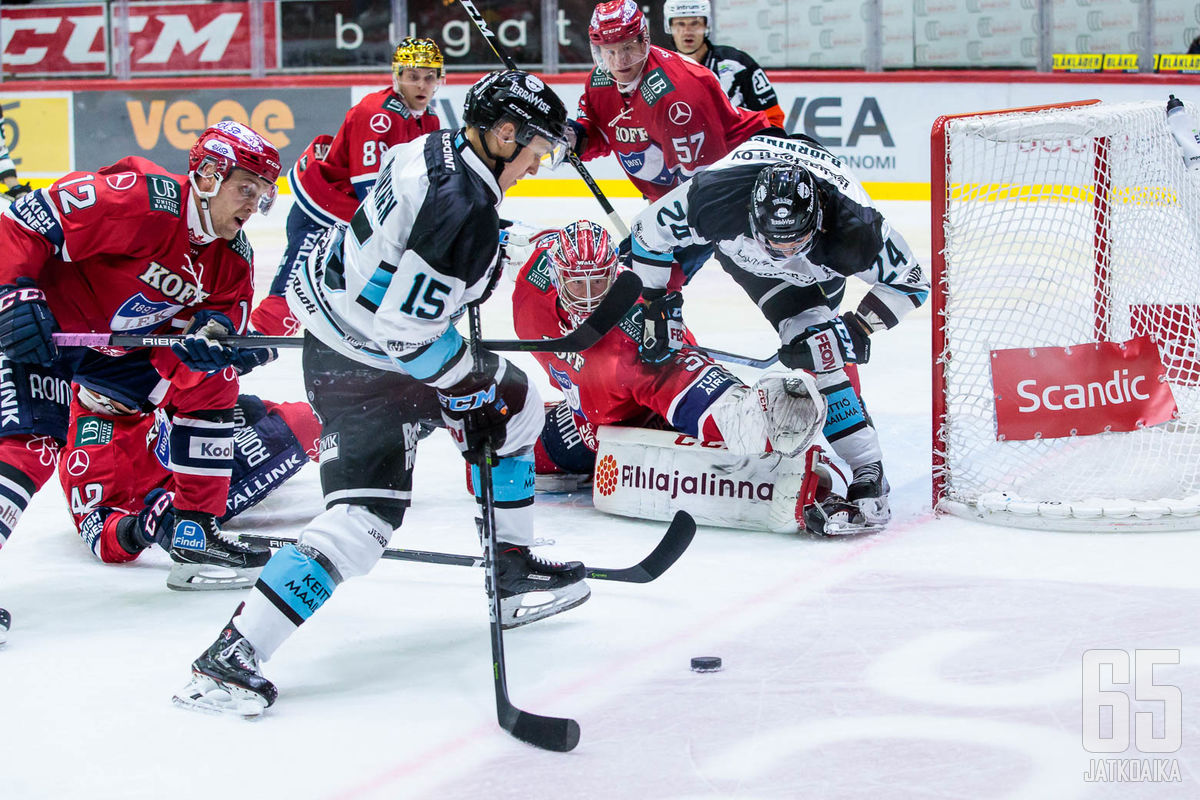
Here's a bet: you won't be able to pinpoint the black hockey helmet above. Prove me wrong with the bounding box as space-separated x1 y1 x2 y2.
749 163 823 259
463 69 570 168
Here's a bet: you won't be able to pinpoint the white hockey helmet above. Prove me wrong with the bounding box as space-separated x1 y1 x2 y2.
663 0 711 34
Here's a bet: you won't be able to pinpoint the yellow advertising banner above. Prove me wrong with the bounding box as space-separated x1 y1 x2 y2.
1 95 72 178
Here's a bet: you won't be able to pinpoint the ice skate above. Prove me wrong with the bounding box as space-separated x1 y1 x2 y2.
496 543 591 629
167 510 270 591
0 607 9 645
173 620 275 718
804 461 890 536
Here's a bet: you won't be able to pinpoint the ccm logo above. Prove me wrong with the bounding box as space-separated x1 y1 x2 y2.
0 287 44 311
1015 369 1150 412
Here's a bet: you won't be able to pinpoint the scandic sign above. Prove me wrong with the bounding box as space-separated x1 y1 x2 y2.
2 3 278 76
990 336 1177 442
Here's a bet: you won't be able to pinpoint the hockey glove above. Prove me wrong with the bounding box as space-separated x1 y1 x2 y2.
638 290 684 365
172 311 276 374
779 311 872 373
616 235 633 268
566 118 587 157
134 488 176 550
437 350 520 463
4 182 32 201
0 277 59 366
230 335 278 376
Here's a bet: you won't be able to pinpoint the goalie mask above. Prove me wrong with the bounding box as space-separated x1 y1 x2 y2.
749 163 823 260
589 0 651 92
546 220 619 328
188 121 281 216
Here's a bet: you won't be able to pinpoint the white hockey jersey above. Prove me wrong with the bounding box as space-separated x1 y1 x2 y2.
287 129 502 390
630 133 928 341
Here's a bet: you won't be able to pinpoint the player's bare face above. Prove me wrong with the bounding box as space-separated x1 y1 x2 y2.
208 170 275 240
670 17 706 55
496 135 553 192
396 67 440 113
598 36 649 83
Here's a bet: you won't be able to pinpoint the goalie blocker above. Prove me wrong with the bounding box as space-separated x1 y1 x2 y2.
591 425 845 533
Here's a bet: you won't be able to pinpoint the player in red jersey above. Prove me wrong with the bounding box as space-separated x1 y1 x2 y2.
570 0 768 204
512 221 840 532
58 378 320 565
251 37 445 335
0 120 281 603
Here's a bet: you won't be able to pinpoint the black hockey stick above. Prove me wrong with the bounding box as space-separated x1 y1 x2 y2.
456 0 630 238
238 510 695 583
468 300 580 753
690 344 780 369
52 272 641 354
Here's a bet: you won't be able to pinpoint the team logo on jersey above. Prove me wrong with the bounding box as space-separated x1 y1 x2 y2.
370 113 392 134
74 417 114 447
106 173 138 191
110 292 182 333
668 101 692 125
639 69 674 107
65 449 90 477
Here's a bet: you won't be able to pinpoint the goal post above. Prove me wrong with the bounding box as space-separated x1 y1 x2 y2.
932 98 1200 531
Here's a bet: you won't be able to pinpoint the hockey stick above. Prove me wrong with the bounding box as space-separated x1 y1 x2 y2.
238 509 695 583
456 0 630 239
689 344 780 369
52 272 642 354
469 300 580 753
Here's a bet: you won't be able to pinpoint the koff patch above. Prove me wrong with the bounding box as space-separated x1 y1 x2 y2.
74 416 114 447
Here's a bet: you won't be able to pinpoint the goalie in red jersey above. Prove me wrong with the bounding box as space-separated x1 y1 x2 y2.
511 220 846 533
0 121 282 603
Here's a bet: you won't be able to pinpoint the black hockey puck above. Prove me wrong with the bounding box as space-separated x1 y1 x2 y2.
690 656 722 672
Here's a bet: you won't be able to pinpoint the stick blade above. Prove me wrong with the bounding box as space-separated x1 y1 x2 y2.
501 705 581 752
586 510 696 583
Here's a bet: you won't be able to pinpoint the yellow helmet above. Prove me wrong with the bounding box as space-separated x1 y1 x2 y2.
392 37 444 80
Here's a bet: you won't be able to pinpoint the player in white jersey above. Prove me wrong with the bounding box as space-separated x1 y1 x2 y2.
629 132 929 534
173 70 578 716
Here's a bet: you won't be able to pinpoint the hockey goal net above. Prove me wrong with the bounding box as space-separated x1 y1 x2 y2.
933 99 1200 530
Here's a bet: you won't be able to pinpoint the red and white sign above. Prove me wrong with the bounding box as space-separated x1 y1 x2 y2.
2 3 279 76
990 336 1177 441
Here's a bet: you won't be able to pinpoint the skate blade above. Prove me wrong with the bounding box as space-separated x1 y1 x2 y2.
802 503 888 537
501 583 591 629
167 563 262 592
172 675 268 719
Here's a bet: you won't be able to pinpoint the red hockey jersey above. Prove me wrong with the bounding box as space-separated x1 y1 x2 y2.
290 88 441 224
513 234 740 448
0 156 255 385
577 45 768 201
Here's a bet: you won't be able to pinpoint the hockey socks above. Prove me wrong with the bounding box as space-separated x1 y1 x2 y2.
236 543 343 660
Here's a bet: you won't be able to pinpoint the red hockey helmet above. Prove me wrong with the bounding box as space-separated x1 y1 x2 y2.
588 0 648 45
546 220 619 326
188 121 281 213
588 1 651 88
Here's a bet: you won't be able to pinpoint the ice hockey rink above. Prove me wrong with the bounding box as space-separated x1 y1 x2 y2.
0 191 1197 800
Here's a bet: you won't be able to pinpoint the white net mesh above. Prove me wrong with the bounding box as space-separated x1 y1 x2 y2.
935 100 1200 529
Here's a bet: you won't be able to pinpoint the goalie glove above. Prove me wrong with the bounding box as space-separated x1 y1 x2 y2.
638 289 685 365
778 311 872 373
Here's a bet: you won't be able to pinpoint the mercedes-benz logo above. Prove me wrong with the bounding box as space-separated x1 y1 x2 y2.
65 449 90 476
668 102 692 125
370 113 392 134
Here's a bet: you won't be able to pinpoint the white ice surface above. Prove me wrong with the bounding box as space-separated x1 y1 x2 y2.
0 195 1196 800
